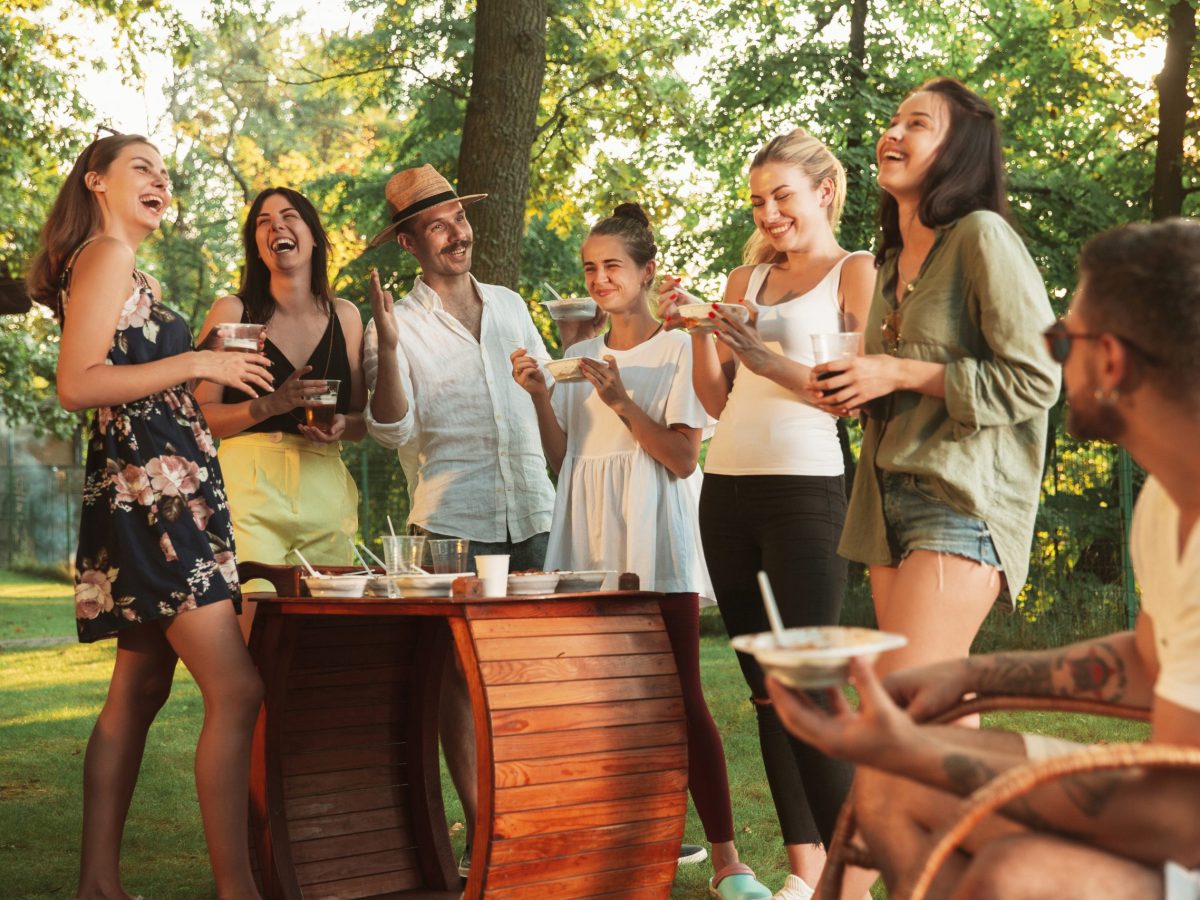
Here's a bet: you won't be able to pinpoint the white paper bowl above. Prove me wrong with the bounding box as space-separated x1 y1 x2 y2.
730 626 907 689
676 302 751 332
544 357 599 383
544 297 598 321
507 573 561 595
303 574 369 598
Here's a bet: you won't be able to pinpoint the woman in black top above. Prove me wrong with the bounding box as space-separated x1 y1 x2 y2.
197 187 366 635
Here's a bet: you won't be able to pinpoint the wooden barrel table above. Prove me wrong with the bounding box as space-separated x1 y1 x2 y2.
241 564 688 899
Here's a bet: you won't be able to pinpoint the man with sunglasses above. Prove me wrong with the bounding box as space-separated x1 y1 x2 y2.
768 218 1200 899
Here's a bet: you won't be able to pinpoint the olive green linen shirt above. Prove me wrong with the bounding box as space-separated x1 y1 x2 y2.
839 211 1061 602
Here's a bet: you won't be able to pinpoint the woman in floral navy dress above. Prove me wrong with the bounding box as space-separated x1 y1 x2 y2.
27 133 273 900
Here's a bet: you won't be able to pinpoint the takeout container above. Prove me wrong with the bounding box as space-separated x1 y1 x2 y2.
555 570 613 592
544 357 599 383
507 572 561 595
676 302 751 332
730 626 907 689
303 574 369 598
544 297 598 321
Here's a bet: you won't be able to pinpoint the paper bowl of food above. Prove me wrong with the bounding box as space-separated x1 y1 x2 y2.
544 357 599 383
730 626 907 689
507 571 561 595
544 297 598 321
555 570 613 592
676 302 751 333
303 574 369 599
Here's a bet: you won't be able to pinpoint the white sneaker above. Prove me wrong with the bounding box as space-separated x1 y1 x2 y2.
773 874 815 900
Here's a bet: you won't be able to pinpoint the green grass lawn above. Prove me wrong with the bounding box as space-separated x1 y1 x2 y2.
0 572 1148 898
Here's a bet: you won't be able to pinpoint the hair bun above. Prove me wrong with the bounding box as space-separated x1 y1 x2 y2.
612 202 651 229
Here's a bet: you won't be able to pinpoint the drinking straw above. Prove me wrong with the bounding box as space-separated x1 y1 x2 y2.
359 543 388 571
756 570 787 644
291 548 320 579
387 516 396 537
348 539 373 575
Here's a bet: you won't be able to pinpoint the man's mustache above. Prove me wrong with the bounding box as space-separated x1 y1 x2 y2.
443 240 472 255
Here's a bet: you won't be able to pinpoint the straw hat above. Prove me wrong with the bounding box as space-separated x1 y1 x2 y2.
368 164 487 248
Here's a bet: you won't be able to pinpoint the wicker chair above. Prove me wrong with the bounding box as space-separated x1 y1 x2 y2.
812 694 1200 900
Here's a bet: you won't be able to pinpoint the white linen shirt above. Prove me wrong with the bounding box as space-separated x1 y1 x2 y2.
362 275 555 543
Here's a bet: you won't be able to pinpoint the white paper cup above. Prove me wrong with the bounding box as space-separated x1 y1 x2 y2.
475 554 510 596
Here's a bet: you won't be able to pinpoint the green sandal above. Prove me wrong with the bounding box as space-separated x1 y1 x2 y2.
708 863 772 900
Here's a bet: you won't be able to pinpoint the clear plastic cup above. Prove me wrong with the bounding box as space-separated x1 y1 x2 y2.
303 379 341 432
220 323 266 352
382 534 426 575
428 538 470 574
475 554 510 596
810 333 862 396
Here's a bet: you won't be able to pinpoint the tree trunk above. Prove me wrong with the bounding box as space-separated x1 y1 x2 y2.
456 0 548 290
1151 0 1196 221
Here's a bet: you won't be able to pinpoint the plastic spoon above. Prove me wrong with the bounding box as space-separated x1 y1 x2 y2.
541 281 565 303
756 570 787 646
359 543 388 571
292 548 320 579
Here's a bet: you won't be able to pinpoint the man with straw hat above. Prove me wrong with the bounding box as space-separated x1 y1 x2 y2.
362 163 556 877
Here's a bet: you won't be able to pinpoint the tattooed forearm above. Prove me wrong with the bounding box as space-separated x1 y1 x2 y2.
1060 770 1127 818
969 640 1128 701
943 753 997 796
1060 641 1127 702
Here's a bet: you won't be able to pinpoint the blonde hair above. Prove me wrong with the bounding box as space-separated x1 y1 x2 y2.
742 128 847 265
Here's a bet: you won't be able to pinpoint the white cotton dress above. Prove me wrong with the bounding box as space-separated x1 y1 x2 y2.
545 330 714 602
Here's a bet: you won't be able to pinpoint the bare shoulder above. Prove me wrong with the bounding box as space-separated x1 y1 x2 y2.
209 293 245 317
723 264 758 301
333 297 364 338
72 236 134 282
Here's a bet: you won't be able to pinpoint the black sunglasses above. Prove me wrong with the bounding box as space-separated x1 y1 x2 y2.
1042 319 1162 366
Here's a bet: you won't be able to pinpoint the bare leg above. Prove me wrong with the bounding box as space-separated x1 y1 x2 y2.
78 624 179 900
949 833 1163 900
164 600 264 900
440 652 477 840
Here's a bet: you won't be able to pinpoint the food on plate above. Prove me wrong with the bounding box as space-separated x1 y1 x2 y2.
675 302 751 332
617 572 640 591
451 576 484 599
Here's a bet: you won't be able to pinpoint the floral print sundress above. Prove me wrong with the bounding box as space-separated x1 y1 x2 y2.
64 242 241 642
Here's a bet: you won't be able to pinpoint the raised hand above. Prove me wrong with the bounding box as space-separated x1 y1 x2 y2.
511 348 548 397
556 306 609 350
369 268 399 351
655 274 701 331
713 302 776 374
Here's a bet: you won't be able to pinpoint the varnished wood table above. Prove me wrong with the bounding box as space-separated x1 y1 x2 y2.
240 564 688 900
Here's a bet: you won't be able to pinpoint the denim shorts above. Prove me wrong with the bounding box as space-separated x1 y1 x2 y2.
879 470 1002 569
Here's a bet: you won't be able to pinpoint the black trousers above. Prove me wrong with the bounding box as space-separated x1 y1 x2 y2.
699 472 854 846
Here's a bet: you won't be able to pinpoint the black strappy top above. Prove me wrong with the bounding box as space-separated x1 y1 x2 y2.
222 304 353 434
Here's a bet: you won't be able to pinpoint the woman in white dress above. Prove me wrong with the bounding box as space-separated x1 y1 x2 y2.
511 204 771 900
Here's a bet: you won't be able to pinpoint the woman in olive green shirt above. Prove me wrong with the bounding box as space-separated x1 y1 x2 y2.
812 78 1060 680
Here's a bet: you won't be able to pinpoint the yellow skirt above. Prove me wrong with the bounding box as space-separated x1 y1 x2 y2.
219 432 359 571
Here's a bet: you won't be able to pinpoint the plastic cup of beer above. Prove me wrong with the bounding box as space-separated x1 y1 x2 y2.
382 535 426 575
810 333 862 397
303 379 341 432
428 538 470 574
220 323 266 352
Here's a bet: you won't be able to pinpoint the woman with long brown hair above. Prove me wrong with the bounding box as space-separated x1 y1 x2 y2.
28 132 271 899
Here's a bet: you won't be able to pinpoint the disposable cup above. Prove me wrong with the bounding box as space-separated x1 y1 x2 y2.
220 322 265 352
303 379 341 432
475 554 510 596
810 333 861 397
382 534 425 575
428 538 470 574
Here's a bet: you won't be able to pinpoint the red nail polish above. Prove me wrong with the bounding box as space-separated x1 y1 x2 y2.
670 293 677 300
711 302 719 308
708 311 717 319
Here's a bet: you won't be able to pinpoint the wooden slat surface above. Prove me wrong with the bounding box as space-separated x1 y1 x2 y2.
493 744 687 788
484 859 677 900
474 630 671 662
491 696 684 736
492 721 686 763
494 769 688 813
487 837 678 888
469 614 663 638
480 651 676 685
487 674 682 710
488 818 682 866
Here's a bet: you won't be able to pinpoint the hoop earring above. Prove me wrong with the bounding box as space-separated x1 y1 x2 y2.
1093 388 1120 406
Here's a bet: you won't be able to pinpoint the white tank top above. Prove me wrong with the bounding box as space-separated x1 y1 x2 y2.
704 252 870 477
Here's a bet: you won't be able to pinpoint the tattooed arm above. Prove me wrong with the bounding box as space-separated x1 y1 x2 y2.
886 620 1157 723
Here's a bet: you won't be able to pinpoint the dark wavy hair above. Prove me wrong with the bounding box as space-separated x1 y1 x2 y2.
1078 218 1200 400
877 78 1010 264
237 187 334 324
27 133 158 320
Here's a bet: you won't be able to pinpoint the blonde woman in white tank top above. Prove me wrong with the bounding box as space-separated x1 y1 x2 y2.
659 129 876 900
